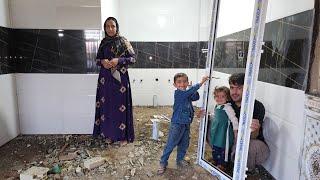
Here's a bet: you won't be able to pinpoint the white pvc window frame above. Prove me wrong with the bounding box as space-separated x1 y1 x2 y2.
197 0 268 179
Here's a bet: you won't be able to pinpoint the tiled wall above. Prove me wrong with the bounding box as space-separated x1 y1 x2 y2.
13 29 100 73
307 1 319 96
0 27 15 74
2 28 208 73
214 10 314 91
0 9 315 91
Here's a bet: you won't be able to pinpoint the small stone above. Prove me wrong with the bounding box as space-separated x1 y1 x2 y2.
111 171 117 175
75 166 82 174
27 144 31 148
30 161 37 165
53 174 61 179
146 171 153 177
138 157 144 166
65 135 71 141
128 152 134 158
84 157 105 170
130 168 136 176
80 152 87 158
47 148 53 154
185 156 190 161
129 159 134 166
159 131 164 137
120 159 127 165
192 175 198 179
59 152 77 161
85 149 93 157
98 167 106 173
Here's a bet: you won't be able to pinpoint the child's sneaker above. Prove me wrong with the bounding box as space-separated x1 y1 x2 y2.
157 165 166 175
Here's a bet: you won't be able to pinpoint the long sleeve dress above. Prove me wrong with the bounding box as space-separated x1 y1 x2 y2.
93 36 136 143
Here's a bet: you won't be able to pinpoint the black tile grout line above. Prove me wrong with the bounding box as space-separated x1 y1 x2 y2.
155 42 170 48
0 63 16 71
0 27 9 34
17 42 60 56
278 19 313 31
263 45 307 72
136 49 201 64
29 30 40 72
136 44 202 58
63 31 101 43
212 38 308 72
264 63 304 88
31 58 63 68
30 67 46 73
0 39 9 45
16 42 84 60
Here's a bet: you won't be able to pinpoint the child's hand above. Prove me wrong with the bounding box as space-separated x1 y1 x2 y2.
200 76 209 85
196 109 206 118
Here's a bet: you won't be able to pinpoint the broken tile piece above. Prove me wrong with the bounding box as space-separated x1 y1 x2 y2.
20 166 49 180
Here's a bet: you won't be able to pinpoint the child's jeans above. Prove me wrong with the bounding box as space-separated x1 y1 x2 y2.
159 123 190 167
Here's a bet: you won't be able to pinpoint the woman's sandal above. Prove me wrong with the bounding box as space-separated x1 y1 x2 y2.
120 141 128 146
105 138 113 145
157 166 166 175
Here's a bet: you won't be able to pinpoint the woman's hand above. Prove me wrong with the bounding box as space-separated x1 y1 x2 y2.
101 59 113 69
110 58 119 67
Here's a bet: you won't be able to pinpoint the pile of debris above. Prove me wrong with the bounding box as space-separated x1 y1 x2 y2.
16 132 169 179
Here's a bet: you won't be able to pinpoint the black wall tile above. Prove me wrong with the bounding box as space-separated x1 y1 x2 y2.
213 10 314 90
0 9 315 92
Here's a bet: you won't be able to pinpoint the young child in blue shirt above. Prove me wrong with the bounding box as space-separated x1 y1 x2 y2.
157 72 209 174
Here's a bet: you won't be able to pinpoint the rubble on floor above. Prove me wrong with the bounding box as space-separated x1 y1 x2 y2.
0 106 273 179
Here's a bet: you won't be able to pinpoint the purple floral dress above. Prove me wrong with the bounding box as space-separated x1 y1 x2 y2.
93 36 136 143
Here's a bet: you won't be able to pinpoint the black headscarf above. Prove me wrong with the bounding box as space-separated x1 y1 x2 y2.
96 17 134 60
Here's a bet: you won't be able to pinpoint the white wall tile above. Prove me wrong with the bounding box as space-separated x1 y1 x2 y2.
16 70 205 134
263 143 301 180
117 0 202 41
0 0 10 27
256 82 305 127
0 74 19 146
9 0 101 29
263 112 304 160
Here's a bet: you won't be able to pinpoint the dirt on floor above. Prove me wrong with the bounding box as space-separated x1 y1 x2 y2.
0 106 273 180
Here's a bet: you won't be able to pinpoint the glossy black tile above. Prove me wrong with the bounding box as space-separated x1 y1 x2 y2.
137 42 156 56
0 26 15 74
155 43 169 60
282 10 314 28
214 10 314 90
